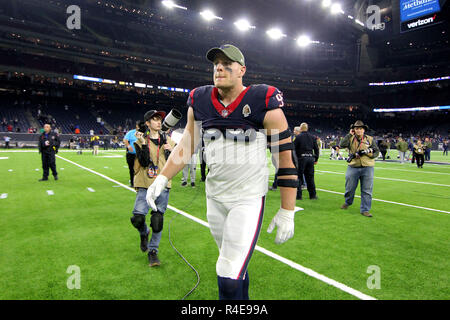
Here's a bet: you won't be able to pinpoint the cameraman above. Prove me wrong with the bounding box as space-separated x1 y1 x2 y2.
339 121 379 218
130 110 175 267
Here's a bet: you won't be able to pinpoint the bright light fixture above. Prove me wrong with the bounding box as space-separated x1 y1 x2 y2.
330 3 343 14
297 35 311 47
322 0 332 8
266 28 285 40
234 19 255 31
200 9 223 21
161 0 187 10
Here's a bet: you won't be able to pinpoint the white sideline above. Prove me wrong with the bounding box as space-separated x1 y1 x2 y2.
321 162 450 175
56 155 376 300
267 178 450 215
316 170 450 188
316 188 450 215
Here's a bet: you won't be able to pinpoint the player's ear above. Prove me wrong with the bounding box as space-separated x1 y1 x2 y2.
239 65 246 78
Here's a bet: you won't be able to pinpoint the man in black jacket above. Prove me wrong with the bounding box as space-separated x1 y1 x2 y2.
38 123 60 181
293 123 319 200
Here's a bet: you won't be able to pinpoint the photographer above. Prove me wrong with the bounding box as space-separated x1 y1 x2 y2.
130 110 175 267
413 140 425 168
339 121 379 218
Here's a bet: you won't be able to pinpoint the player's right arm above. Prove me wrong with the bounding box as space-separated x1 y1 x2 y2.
159 106 198 179
146 107 199 210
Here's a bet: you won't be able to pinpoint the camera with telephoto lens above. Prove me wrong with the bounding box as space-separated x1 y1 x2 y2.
347 148 373 162
358 148 373 156
346 153 356 163
137 121 147 134
161 109 182 132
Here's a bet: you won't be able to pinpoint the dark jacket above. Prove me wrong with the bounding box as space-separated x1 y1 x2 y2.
294 131 320 162
39 131 60 154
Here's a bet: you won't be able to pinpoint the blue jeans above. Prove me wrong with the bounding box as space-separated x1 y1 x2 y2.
344 166 374 213
132 187 170 253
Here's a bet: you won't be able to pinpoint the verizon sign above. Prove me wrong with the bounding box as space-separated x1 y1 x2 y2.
407 14 435 28
401 11 442 32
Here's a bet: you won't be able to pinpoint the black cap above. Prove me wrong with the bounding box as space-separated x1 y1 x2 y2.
144 110 166 122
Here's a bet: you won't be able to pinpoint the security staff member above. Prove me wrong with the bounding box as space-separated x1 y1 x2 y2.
293 123 319 200
38 123 60 181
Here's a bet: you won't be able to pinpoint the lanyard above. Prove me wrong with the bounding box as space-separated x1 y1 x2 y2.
147 135 161 167
353 135 365 152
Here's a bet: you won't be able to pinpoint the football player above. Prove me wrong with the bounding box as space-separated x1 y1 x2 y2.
146 44 298 300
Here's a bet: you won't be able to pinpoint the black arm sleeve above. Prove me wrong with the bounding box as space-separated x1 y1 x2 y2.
38 136 42 153
55 134 61 151
134 142 151 168
313 137 319 162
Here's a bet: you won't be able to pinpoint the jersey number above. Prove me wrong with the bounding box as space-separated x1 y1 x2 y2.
276 93 284 107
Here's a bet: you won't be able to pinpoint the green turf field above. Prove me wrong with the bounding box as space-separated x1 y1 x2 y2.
0 148 449 300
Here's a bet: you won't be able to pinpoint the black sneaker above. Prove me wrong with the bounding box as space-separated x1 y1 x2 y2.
38 178 48 181
140 231 149 253
191 182 195 188
54 175 58 181
181 181 187 187
148 249 160 267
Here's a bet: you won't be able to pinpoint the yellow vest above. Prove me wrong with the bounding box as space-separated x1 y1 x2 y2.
414 144 425 155
133 135 175 189
348 135 375 167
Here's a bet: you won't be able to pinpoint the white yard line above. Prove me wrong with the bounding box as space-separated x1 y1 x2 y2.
320 162 450 175
316 170 450 187
46 190 54 196
316 188 450 215
56 155 376 300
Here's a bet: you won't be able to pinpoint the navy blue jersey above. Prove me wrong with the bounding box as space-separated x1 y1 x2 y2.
187 84 284 131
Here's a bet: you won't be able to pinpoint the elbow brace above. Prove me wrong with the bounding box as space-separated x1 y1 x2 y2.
268 129 299 169
268 129 294 153
276 168 299 188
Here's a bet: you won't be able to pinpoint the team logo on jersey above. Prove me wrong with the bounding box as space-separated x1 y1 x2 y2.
242 104 251 117
221 109 229 117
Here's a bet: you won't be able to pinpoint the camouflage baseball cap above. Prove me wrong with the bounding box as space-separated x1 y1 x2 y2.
206 44 245 66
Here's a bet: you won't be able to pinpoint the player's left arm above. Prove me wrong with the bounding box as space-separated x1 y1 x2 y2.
264 108 298 245
263 108 297 211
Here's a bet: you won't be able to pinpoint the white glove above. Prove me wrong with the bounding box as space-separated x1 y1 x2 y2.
267 208 295 244
146 175 168 211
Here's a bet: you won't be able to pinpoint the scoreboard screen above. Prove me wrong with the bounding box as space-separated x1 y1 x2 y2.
400 0 442 32
400 0 440 22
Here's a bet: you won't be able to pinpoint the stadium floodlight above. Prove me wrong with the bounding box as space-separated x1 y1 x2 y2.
161 0 187 10
200 9 223 21
322 0 332 8
330 3 344 14
296 35 312 47
234 19 255 32
266 28 286 40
